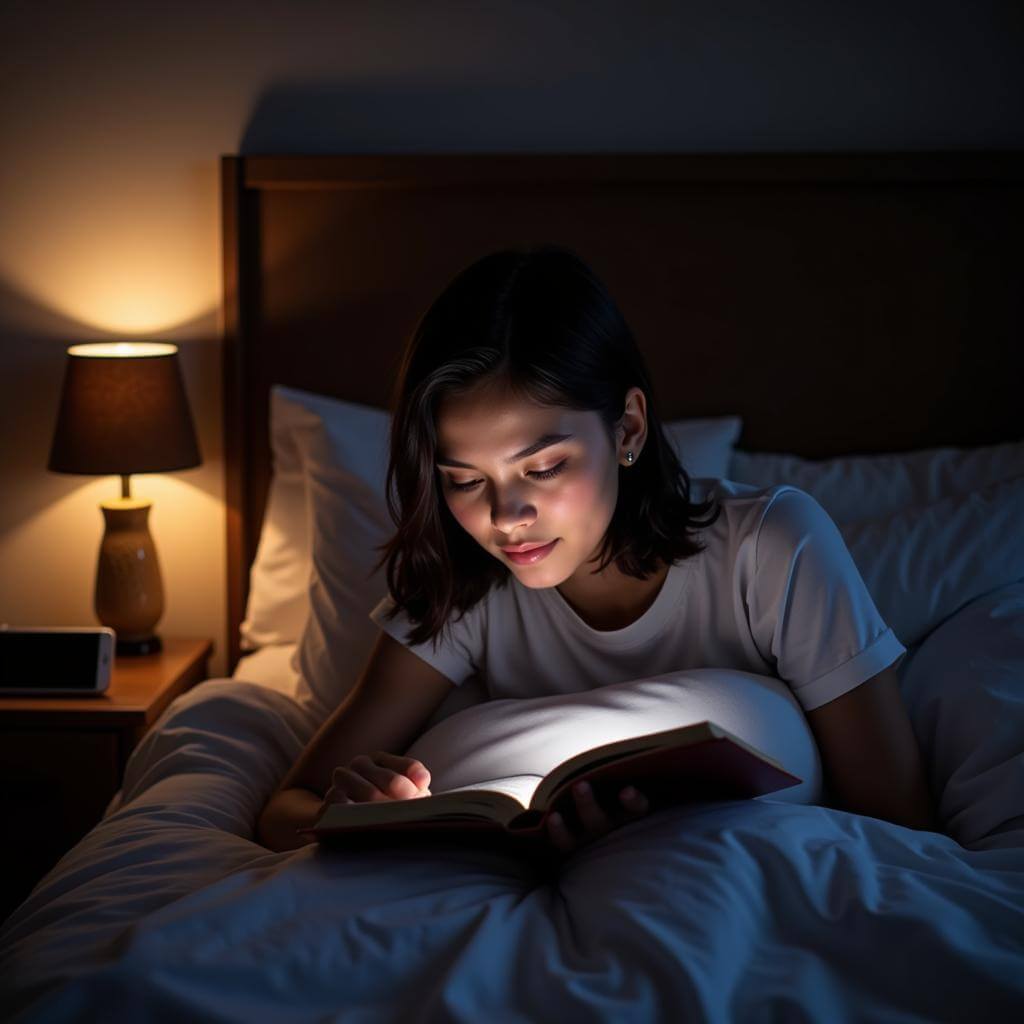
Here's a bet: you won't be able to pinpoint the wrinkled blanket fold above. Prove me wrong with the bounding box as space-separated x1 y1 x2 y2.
2 678 1022 1023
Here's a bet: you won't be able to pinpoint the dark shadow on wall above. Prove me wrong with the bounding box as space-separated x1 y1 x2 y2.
237 79 594 154
237 65 1024 155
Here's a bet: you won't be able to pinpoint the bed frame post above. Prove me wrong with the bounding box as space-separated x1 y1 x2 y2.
221 155 247 673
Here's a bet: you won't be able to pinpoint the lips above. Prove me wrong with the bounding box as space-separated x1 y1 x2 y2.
500 538 559 566
500 540 552 553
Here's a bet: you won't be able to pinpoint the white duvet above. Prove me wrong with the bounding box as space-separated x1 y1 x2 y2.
2 589 1024 1022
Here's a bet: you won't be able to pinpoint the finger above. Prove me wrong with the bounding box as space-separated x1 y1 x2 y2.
349 755 421 799
571 781 611 835
321 784 353 807
332 765 394 803
372 752 432 792
618 786 650 816
317 791 351 822
546 811 576 854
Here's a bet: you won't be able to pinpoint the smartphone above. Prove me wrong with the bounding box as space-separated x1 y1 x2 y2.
0 626 116 696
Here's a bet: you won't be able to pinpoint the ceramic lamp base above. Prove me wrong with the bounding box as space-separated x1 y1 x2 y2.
95 498 165 653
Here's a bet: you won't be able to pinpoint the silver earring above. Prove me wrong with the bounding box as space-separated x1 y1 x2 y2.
625 450 634 464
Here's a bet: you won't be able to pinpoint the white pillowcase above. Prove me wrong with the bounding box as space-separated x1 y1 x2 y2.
899 581 1024 849
837 475 1024 648
239 388 392 652
405 668 823 806
238 391 313 650
293 397 391 718
729 440 1024 525
245 386 743 718
664 416 742 479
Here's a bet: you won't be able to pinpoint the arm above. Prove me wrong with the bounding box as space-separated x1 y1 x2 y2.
257 630 455 852
805 664 939 832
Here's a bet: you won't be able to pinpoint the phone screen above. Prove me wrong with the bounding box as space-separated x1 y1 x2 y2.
0 631 109 690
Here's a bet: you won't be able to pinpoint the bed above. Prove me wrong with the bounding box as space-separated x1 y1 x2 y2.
2 151 1023 1021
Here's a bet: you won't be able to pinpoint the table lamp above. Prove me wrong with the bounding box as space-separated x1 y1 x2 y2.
47 342 202 655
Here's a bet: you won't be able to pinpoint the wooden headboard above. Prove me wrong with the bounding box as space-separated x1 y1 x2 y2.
220 151 1024 669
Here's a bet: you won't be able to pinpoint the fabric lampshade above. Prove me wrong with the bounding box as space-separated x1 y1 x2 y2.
48 342 201 475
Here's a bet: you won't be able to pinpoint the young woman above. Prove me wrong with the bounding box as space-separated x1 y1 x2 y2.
257 245 936 855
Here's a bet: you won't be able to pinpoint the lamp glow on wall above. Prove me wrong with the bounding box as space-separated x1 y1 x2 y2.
47 342 201 655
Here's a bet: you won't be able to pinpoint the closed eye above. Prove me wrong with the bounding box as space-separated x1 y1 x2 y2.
445 459 568 492
529 460 568 481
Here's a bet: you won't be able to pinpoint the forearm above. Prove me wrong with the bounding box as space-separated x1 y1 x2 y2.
828 749 939 833
884 760 939 833
808 667 941 834
257 786 323 852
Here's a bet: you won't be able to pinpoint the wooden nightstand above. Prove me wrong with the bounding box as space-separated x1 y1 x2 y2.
0 636 213 923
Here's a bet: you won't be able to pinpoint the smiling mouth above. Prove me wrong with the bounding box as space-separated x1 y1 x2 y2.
500 541 552 553
500 539 559 565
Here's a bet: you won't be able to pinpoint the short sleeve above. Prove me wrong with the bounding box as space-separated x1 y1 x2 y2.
747 488 906 712
369 595 481 686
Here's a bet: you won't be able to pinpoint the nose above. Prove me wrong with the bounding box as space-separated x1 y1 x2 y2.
490 484 537 535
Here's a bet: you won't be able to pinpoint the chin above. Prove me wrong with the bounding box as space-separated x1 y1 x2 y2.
508 559 575 589
513 571 560 589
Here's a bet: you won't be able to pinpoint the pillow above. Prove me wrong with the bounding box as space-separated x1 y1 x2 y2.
728 439 1024 525
238 388 313 650
293 396 391 718
664 416 743 479
404 668 823 806
898 582 1024 849
242 385 741 668
837 475 1024 647
239 388 390 653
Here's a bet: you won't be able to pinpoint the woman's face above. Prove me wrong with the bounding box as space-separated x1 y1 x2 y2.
435 378 625 589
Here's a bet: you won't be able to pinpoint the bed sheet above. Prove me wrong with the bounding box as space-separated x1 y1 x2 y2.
231 642 302 696
98 642 303 822
2 628 1023 1021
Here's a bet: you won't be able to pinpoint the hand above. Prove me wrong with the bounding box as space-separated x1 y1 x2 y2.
545 781 649 856
319 752 432 814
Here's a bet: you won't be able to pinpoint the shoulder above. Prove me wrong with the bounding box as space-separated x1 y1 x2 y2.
690 479 844 578
692 475 798 511
692 477 823 541
745 485 864 597
754 485 839 557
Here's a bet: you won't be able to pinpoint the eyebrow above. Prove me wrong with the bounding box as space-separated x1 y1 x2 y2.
436 433 575 469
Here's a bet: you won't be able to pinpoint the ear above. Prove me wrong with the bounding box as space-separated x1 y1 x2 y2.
615 387 648 466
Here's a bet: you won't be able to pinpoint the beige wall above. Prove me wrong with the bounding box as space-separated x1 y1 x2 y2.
1 1 1021 678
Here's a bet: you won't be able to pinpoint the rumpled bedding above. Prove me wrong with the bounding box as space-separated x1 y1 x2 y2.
2 602 1024 1021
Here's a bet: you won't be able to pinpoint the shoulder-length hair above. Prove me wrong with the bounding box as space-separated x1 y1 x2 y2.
374 244 721 646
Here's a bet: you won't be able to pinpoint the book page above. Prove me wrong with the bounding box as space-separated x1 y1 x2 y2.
443 774 542 809
312 776 543 832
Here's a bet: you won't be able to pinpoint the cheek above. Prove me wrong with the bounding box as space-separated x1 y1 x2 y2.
548 465 617 524
446 495 487 537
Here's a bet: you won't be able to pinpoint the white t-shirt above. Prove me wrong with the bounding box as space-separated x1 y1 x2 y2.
369 478 906 712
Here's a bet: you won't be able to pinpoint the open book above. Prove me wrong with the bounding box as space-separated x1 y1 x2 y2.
299 720 802 844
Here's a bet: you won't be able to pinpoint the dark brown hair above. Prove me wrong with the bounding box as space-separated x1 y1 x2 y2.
374 244 721 646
